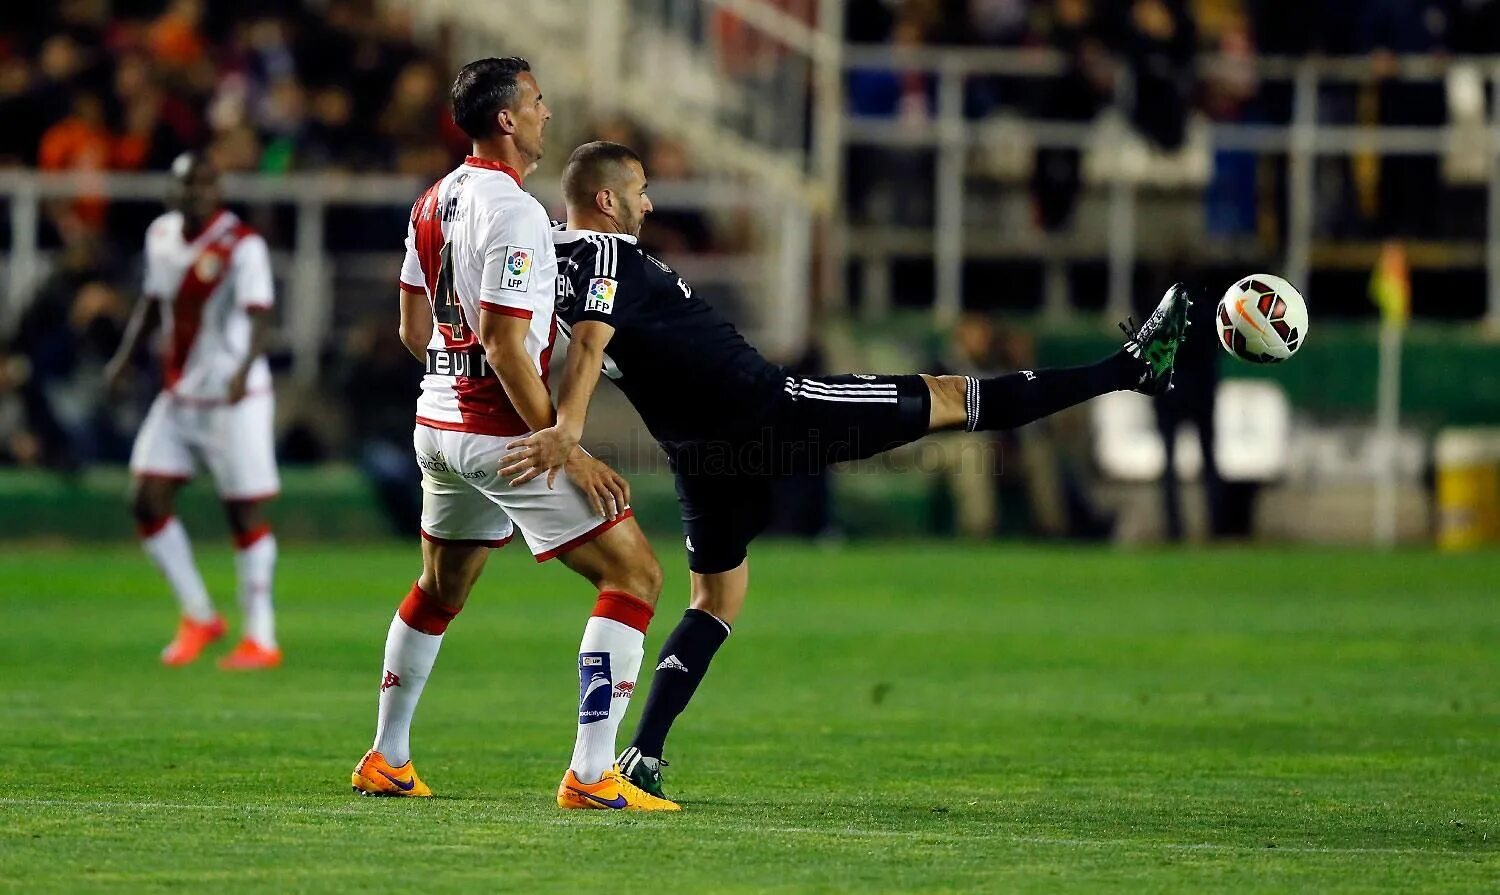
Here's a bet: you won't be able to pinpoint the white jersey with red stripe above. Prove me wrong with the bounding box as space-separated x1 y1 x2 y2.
399 156 558 437
143 209 274 402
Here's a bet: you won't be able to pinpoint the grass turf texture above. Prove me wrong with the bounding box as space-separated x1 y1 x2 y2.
1 543 1496 893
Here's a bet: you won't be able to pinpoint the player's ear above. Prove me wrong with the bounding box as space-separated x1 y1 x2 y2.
496 106 516 136
595 187 614 215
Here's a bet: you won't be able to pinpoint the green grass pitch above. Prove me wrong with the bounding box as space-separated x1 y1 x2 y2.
1 542 1497 892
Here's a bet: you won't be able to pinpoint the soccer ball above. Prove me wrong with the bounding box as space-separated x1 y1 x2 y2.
1216 274 1308 364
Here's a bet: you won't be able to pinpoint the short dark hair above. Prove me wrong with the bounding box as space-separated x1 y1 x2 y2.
562 141 644 210
451 57 532 140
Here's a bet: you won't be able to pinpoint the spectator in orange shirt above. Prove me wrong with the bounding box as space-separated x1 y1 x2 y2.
149 0 208 68
38 89 168 232
39 93 115 230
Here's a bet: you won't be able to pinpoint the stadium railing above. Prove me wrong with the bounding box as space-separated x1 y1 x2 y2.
382 3 1500 333
0 172 802 374
834 48 1500 327
387 0 825 356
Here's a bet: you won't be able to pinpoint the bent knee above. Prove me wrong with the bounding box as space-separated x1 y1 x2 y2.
129 495 158 525
926 374 969 405
418 544 488 610
923 374 971 431
222 501 265 539
621 555 664 606
642 558 665 602
597 555 663 607
421 571 472 612
130 487 172 527
689 589 738 621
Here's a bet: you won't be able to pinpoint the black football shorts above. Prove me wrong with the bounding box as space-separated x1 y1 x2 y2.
668 374 930 574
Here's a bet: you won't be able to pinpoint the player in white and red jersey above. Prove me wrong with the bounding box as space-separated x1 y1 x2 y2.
348 58 676 811
104 153 282 671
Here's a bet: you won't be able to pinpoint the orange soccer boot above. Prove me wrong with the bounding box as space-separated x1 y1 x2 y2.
160 616 227 666
217 638 283 670
556 766 680 811
351 750 433 797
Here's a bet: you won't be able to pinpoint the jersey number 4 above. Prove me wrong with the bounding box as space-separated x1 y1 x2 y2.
433 241 469 339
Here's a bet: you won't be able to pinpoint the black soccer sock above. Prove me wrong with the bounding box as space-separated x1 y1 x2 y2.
965 352 1139 432
627 608 731 759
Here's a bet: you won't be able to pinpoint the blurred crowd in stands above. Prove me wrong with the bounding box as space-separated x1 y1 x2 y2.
4 0 1500 545
848 0 1500 58
0 0 723 473
846 0 1500 229
0 0 454 469
0 0 465 181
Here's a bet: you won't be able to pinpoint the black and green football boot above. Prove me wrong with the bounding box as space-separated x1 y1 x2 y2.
1120 283 1192 396
617 747 669 800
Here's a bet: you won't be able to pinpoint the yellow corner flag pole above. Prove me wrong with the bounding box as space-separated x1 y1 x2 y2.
1370 241 1410 548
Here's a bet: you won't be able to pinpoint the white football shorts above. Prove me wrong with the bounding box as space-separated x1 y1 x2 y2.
413 424 630 559
129 390 280 501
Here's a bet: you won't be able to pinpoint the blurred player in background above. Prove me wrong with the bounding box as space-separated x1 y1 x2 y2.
349 59 677 811
504 141 1192 799
104 153 282 671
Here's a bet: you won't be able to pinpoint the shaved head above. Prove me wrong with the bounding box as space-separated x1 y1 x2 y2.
562 141 643 212
168 151 221 225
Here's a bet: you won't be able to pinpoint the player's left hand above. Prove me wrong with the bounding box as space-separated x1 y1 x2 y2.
226 369 250 404
501 426 578 488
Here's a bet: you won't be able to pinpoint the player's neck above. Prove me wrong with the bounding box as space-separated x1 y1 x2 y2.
468 141 530 183
181 209 221 240
565 215 631 239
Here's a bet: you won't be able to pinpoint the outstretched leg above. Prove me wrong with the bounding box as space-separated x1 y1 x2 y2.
922 355 1142 433
925 284 1192 434
618 287 1194 800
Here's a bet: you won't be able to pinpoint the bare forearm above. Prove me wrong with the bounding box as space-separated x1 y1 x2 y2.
487 350 556 432
110 298 160 367
479 312 556 432
400 323 431 362
556 321 616 442
236 310 271 375
555 344 605 441
494 321 622 500
398 291 432 362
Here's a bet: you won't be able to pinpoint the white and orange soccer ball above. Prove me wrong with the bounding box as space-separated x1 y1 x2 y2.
1217 274 1308 364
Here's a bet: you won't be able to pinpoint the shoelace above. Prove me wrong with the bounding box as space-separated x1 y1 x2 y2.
628 756 669 782
1117 316 1139 339
609 770 665 802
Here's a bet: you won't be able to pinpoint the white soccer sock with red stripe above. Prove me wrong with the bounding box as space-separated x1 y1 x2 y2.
373 584 457 768
140 517 216 623
234 526 278 648
569 591 653 784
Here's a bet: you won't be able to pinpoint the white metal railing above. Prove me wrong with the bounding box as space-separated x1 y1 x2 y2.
392 0 837 208
623 0 842 209
384 0 820 355
0 172 801 375
834 48 1500 325
372 8 1500 334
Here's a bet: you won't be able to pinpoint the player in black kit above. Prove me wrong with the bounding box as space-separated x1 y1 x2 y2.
501 141 1191 800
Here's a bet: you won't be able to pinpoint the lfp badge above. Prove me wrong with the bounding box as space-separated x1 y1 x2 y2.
584 277 617 315
503 246 533 290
